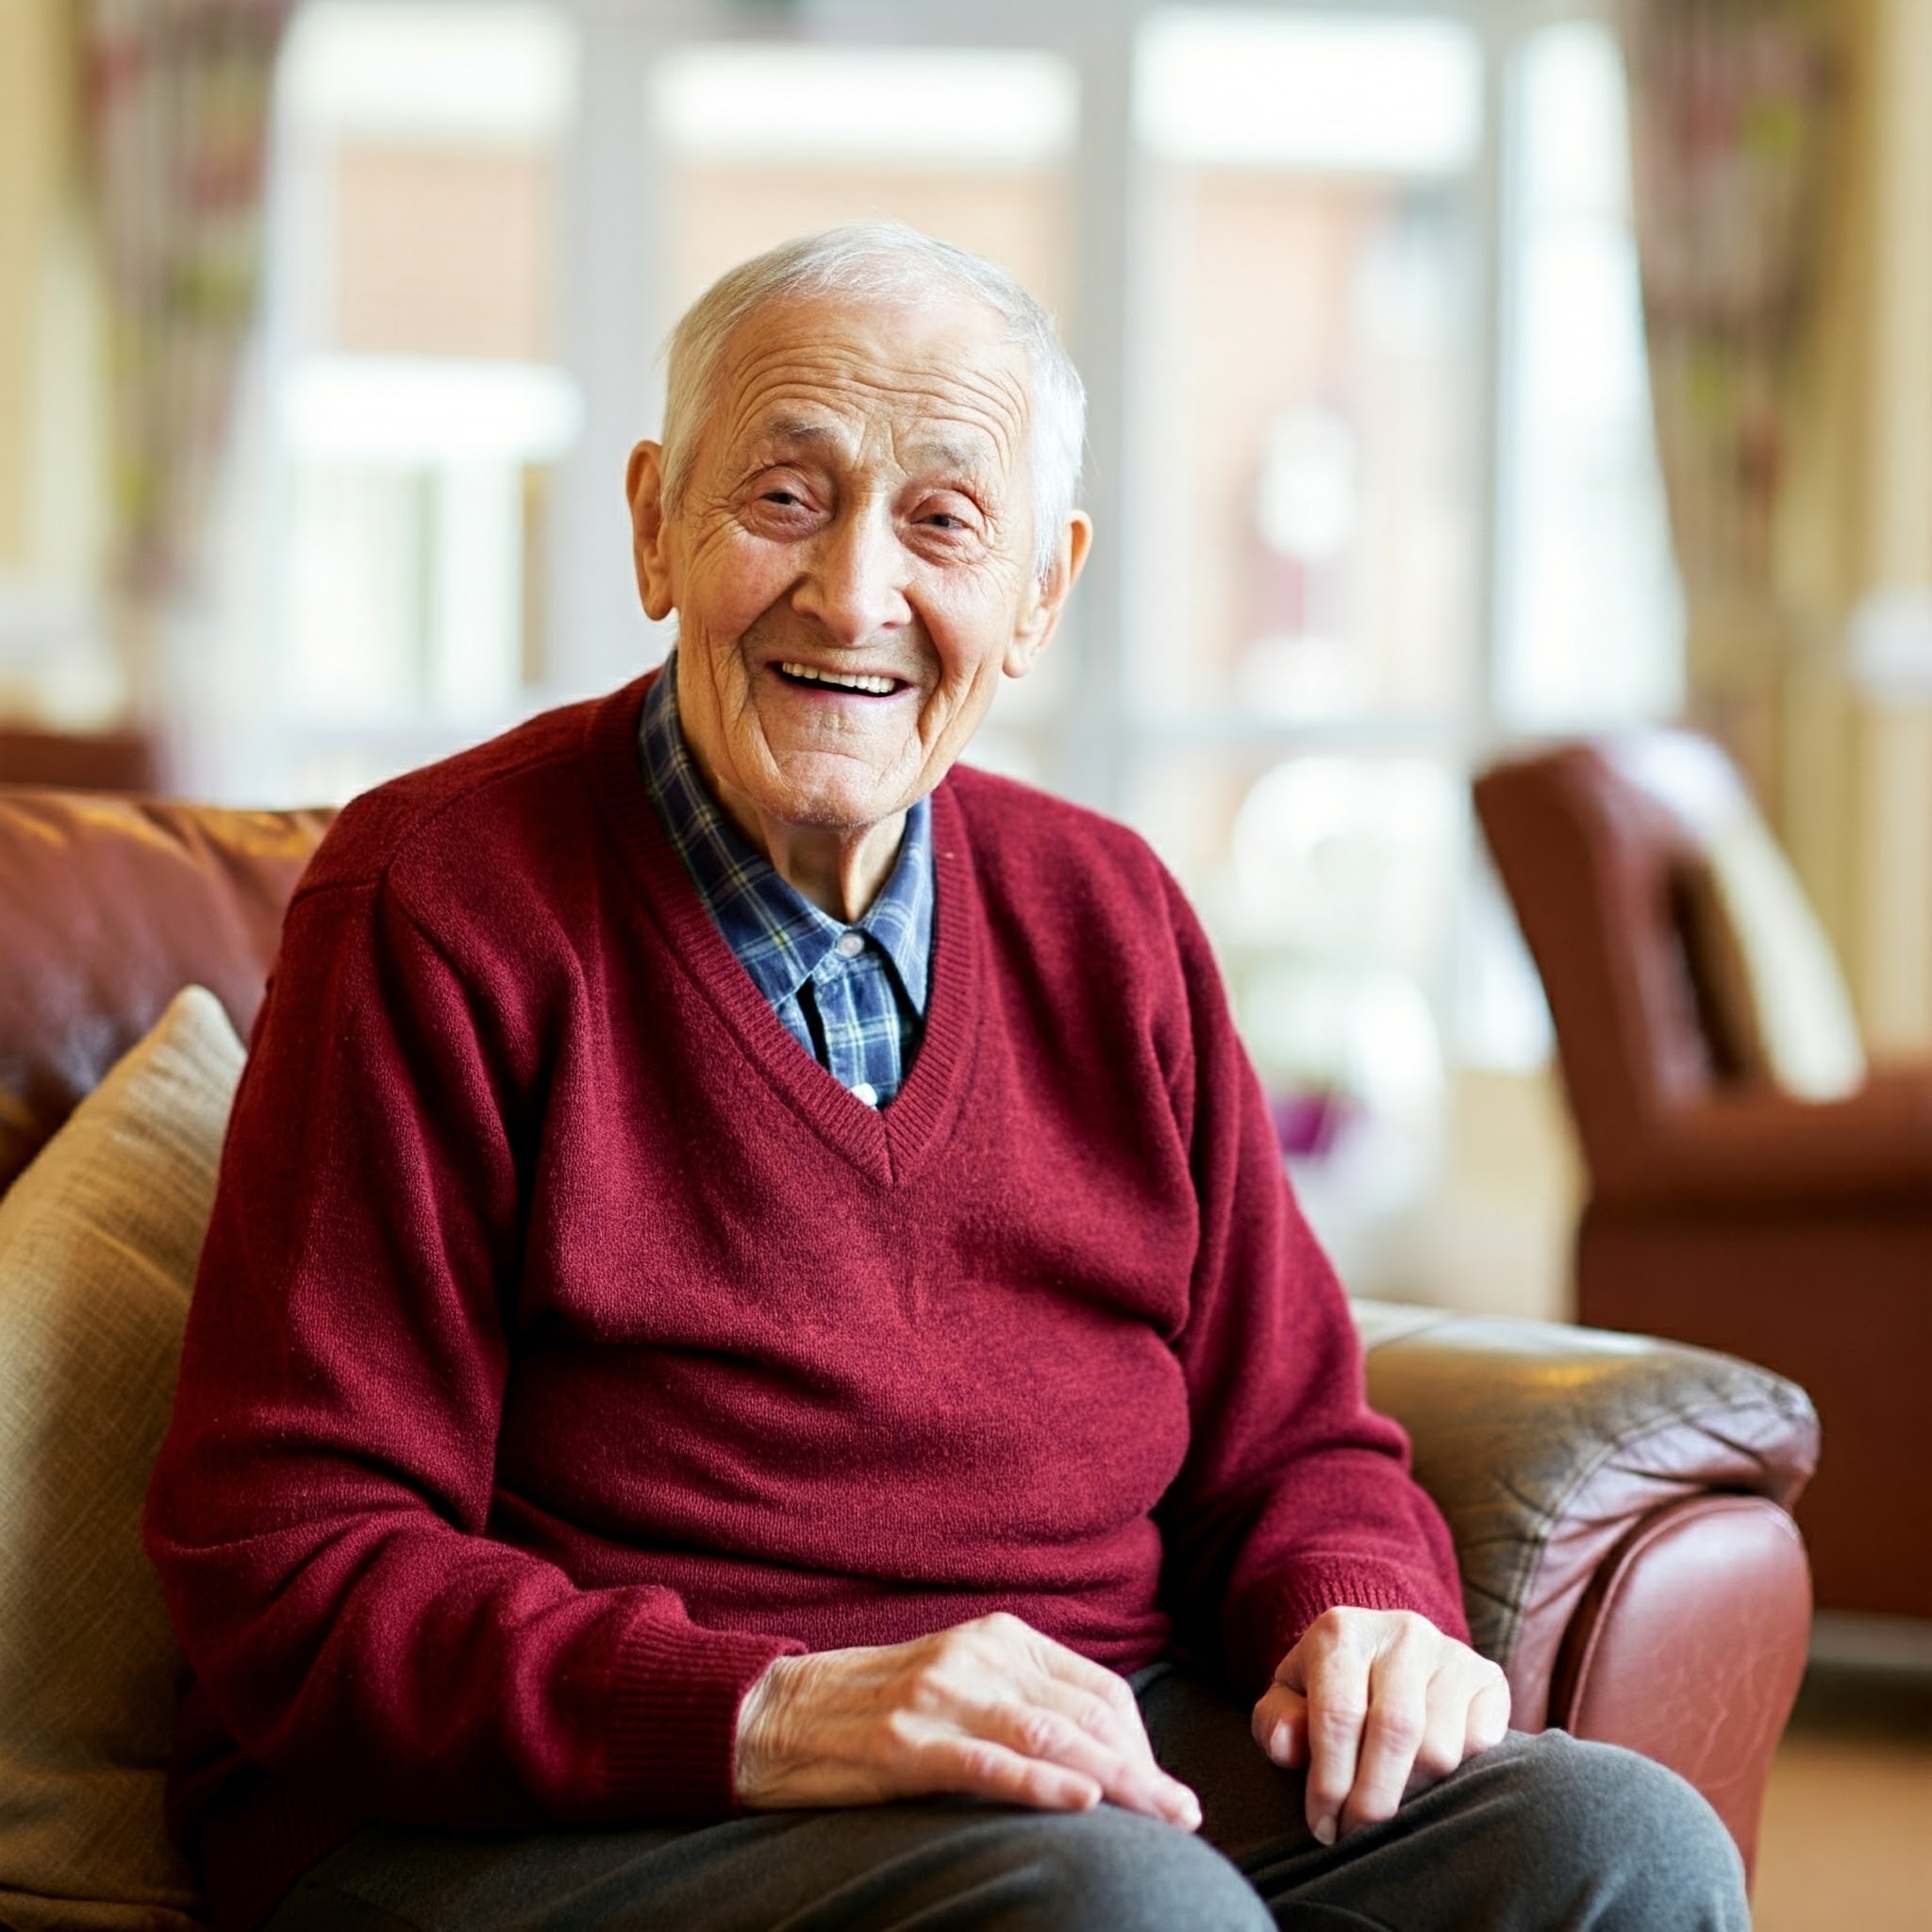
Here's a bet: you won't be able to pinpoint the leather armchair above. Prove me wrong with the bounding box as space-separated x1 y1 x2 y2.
1475 734 1932 1622
0 724 160 792
0 787 1817 1884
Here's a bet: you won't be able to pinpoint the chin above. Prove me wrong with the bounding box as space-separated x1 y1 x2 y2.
758 760 917 834
772 792 903 838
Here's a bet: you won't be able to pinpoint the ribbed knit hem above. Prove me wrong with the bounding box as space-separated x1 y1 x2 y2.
1237 1557 1469 1694
606 1612 803 1817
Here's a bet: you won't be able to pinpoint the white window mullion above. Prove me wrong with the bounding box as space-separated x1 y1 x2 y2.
1063 1 1154 819
541 0 683 704
1468 1 1511 758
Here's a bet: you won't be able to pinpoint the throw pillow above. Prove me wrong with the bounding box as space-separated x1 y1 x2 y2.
1682 810 1866 1101
0 985 243 1930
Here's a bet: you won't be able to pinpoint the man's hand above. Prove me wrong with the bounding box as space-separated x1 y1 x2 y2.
1251 1607 1509 1846
735 1611 1201 1830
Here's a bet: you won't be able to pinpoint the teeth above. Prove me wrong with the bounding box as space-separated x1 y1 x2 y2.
779 662 898 695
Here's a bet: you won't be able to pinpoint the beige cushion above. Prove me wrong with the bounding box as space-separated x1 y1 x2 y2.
1684 811 1866 1101
0 986 242 1929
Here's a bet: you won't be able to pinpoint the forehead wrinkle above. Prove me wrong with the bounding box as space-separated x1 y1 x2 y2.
713 330 1030 481
760 417 838 447
738 416 846 470
729 367 1022 456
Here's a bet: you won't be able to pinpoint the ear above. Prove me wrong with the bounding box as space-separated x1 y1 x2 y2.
626 441 677 622
1004 510 1092 679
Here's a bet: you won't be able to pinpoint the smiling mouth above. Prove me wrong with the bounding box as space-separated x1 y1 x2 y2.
775 661 906 696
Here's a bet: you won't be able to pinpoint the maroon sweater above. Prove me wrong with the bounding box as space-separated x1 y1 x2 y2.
145 675 1464 1928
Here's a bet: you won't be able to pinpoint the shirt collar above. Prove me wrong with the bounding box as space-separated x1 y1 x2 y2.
637 655 933 1015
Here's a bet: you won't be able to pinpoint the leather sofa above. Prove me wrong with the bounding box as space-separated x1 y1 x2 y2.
0 785 1818 1889
1475 734 1932 1621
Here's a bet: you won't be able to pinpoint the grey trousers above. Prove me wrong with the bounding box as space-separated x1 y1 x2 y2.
262 1669 1750 1931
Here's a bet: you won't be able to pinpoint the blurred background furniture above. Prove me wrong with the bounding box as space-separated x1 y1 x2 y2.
0 783 1818 1903
1475 731 1932 1622
0 724 159 792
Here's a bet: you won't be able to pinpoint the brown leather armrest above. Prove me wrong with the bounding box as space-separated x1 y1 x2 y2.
1596 1066 1932 1212
1351 1299 1818 1728
0 790 333 1191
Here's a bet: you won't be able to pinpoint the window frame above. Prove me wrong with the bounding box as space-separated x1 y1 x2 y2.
532 0 1631 817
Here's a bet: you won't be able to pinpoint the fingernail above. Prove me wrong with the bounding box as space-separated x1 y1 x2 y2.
1312 1816 1336 1847
1269 1721 1291 1762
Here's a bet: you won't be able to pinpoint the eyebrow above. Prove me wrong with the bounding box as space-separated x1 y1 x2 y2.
903 438 994 480
747 421 997 485
755 418 837 450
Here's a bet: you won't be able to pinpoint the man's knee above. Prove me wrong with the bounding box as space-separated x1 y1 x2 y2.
1000 1806 1271 1932
1463 1731 1749 1931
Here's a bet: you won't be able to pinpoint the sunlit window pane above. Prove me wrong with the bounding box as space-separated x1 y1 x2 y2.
652 46 1077 168
281 1 575 141
1136 10 1482 175
1494 20 1682 728
1125 8 1487 1278
270 0 578 759
1129 10 1481 725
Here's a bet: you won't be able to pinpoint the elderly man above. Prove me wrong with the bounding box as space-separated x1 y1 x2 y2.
148 225 1744 1932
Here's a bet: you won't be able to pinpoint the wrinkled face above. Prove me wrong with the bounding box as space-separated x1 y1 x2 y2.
629 295 1083 844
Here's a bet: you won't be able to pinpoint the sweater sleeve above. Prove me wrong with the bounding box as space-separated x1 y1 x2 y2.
1150 873 1468 1696
143 865 799 1833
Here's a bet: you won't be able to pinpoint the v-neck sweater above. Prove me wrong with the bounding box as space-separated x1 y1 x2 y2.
145 674 1465 1932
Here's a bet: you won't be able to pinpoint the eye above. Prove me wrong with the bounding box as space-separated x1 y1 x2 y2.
913 495 981 535
762 488 804 508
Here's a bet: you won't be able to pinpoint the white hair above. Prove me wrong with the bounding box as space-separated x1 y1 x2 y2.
658 222 1086 583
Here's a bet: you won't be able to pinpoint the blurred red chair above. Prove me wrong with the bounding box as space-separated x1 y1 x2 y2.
0 724 160 793
1476 731 1932 1621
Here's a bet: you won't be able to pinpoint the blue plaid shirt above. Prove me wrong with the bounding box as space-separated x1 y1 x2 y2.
637 657 932 1108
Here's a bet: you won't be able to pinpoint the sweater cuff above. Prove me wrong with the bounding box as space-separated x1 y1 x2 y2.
606 1614 803 1818
1234 1557 1471 1693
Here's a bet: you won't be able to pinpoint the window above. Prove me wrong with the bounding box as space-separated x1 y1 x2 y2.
1496 20 1682 729
264 0 580 799
1123 9 1487 1251
225 0 1679 1300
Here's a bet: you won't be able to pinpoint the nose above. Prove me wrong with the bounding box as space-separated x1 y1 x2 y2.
791 497 911 646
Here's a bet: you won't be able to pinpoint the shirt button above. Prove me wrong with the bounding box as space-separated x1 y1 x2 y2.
835 931 865 958
850 1082 879 1107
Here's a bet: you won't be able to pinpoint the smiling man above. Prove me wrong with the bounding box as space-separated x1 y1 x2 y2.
147 226 1746 1932
634 291 1066 926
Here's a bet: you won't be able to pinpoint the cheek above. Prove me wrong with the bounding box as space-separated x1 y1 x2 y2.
924 586 1024 689
680 596 764 675
681 529 788 641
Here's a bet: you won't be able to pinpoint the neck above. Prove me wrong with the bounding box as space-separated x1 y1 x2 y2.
724 796 906 922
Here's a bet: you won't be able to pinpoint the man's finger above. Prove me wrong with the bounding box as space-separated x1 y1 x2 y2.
1465 1670 1511 1756
1021 1629 1166 1761
1022 1663 1160 1771
974 1621 1188 1807
1258 1613 1516 1851
966 1615 1155 1753
1300 1653 1371 1846
980 1696 1200 1829
1250 1679 1308 1768
1410 1661 1480 1790
933 1731 1106 1813
1336 1644 1430 1835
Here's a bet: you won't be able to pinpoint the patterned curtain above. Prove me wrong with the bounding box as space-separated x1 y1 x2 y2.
1618 0 1832 767
82 0 290 601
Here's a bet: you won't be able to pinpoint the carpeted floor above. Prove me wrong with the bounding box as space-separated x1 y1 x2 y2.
1751 1664 1932 1932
